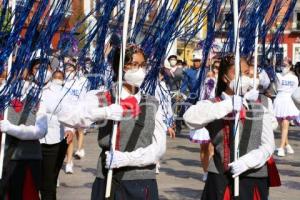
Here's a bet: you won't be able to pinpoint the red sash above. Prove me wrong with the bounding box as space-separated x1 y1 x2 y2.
267 156 281 187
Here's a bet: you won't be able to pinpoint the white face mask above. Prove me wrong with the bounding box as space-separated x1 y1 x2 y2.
228 75 252 95
281 67 290 75
65 72 76 80
249 78 260 90
51 79 63 86
169 60 177 67
124 68 146 88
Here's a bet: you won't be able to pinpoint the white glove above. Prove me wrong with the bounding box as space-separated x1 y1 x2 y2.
105 104 124 121
105 151 130 169
228 159 248 178
0 120 20 135
244 89 259 102
232 95 243 112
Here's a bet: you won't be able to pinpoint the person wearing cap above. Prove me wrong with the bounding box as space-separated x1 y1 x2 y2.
180 50 204 96
176 50 205 135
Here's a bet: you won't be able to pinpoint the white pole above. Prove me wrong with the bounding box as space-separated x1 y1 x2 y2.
253 24 259 87
0 0 16 179
130 0 139 38
105 0 131 198
233 0 240 198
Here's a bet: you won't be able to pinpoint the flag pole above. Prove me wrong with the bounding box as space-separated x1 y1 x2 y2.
253 24 259 87
233 0 240 198
130 0 139 38
105 0 131 198
0 0 16 180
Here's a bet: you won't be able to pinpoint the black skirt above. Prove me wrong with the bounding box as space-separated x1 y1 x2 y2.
201 172 269 200
91 178 159 200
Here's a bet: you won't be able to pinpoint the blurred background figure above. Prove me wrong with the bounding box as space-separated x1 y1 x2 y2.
274 57 299 157
63 56 88 174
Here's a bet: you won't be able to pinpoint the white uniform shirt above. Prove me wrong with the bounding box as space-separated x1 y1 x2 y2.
64 76 88 102
58 87 167 167
39 83 73 144
5 82 72 141
276 72 299 95
183 92 275 171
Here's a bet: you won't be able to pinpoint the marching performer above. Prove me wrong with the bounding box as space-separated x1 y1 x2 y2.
0 58 51 200
184 56 275 200
63 60 88 174
0 64 74 200
273 58 299 157
189 67 216 182
57 44 167 200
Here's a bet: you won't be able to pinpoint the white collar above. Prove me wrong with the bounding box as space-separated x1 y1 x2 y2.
221 92 232 100
221 92 249 109
120 87 141 103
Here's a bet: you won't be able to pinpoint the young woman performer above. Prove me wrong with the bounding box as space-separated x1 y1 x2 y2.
273 58 299 157
0 67 74 200
0 59 51 200
57 44 167 200
189 67 216 182
184 56 275 200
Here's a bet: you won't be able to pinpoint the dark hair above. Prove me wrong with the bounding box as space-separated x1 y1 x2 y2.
294 62 300 79
64 63 76 71
52 70 64 79
168 55 177 61
29 58 50 75
216 55 235 97
112 44 145 82
177 60 183 65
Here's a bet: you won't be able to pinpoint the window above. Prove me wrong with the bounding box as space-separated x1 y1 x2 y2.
293 11 300 30
218 11 231 32
293 44 300 64
296 12 300 30
257 44 287 66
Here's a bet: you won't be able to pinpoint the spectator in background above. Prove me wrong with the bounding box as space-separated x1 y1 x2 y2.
164 55 182 91
180 50 204 97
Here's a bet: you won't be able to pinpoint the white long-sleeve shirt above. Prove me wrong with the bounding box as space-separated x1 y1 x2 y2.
39 83 74 144
5 82 73 143
58 87 167 167
184 92 275 171
5 103 48 140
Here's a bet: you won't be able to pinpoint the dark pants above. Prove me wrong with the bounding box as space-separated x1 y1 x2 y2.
201 172 269 200
91 178 159 200
0 160 41 200
40 140 68 200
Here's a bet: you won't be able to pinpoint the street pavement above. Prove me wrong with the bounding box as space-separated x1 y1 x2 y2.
57 127 300 200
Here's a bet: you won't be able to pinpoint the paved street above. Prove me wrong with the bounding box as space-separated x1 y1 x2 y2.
57 128 300 200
